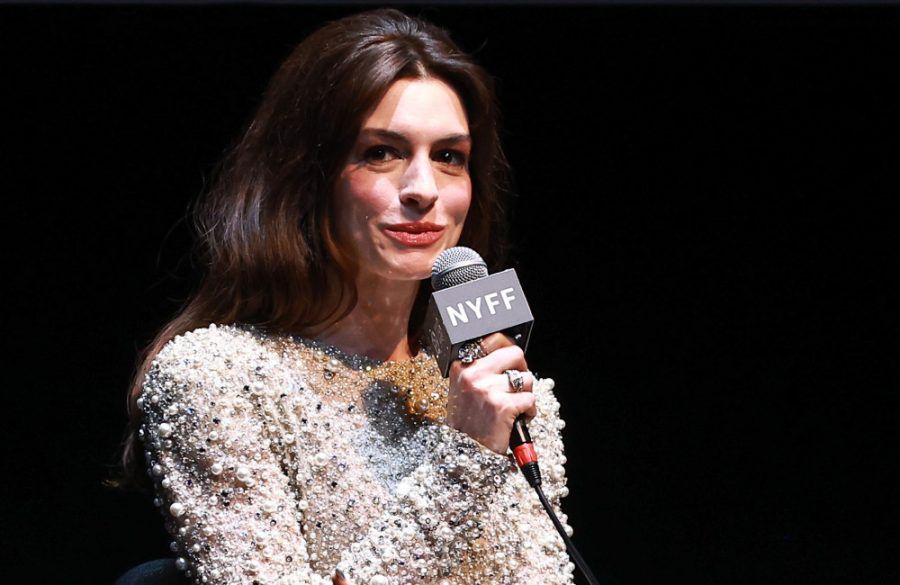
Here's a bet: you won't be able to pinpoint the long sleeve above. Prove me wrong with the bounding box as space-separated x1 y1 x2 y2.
139 327 324 584
486 377 575 583
139 325 574 584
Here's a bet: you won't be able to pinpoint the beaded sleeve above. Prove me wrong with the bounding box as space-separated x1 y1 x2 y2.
139 328 316 583
138 325 574 584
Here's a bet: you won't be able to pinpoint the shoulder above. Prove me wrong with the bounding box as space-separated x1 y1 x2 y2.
141 324 291 404
153 323 272 368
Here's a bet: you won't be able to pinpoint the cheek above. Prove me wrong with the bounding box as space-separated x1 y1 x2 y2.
444 180 473 226
337 172 394 226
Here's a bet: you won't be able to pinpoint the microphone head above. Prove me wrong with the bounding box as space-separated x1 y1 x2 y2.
431 246 488 290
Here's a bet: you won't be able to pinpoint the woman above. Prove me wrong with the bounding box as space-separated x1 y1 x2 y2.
125 9 573 584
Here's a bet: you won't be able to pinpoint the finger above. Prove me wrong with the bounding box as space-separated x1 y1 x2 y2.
495 370 534 397
515 384 537 423
473 344 527 374
496 371 536 419
478 332 518 354
504 370 534 394
332 570 349 585
501 373 536 417
508 391 537 419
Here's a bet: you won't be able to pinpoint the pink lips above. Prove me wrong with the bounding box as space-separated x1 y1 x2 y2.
383 222 445 247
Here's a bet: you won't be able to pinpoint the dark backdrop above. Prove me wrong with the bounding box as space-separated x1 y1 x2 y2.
2 4 897 584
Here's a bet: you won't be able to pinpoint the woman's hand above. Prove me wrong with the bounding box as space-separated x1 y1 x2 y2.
445 332 537 454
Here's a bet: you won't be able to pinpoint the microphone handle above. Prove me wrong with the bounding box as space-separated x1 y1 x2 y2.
509 414 541 487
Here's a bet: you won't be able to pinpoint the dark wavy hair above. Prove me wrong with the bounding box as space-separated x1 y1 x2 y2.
114 9 511 487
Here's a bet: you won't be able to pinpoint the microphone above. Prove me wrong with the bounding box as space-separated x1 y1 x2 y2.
425 246 541 485
426 247 534 376
427 247 603 585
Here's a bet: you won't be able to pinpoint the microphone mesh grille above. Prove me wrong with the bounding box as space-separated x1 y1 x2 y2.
431 247 488 290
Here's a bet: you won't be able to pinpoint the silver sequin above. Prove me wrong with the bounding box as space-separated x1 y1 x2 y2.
140 324 573 584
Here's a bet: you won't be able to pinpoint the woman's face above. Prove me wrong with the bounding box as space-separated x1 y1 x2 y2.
335 77 472 283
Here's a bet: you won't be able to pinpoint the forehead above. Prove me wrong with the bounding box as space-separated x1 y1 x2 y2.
361 78 469 137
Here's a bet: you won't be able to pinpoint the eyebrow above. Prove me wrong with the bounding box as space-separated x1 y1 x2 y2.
358 128 472 146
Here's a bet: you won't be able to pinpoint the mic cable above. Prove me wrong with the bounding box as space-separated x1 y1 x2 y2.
510 415 600 585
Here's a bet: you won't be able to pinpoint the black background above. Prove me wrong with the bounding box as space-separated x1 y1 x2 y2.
2 4 897 584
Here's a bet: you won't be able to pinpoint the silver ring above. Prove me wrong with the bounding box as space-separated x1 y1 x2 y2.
457 339 487 365
505 369 525 393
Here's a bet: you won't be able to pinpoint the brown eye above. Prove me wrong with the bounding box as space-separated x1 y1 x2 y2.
434 149 467 167
363 145 400 164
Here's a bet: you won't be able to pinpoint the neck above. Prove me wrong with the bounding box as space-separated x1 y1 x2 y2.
313 274 421 362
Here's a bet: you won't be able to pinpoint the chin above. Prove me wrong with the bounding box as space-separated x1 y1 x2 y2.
379 251 439 282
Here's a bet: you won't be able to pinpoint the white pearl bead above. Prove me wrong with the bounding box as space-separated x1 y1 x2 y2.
236 466 251 482
151 464 164 477
210 463 223 475
169 502 185 517
158 423 173 438
175 557 187 571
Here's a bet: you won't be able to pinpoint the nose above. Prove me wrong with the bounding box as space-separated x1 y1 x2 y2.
398 155 439 209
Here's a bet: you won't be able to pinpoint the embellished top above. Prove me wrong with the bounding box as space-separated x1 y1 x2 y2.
138 324 574 584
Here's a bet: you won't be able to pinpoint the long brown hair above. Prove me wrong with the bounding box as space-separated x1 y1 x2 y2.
115 8 511 488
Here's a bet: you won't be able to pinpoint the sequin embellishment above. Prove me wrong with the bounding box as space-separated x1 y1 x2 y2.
139 324 573 584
